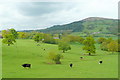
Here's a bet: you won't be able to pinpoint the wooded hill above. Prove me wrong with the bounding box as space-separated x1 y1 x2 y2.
23 17 118 35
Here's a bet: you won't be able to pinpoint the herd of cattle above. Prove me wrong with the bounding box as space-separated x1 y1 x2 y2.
21 44 104 69
22 57 103 68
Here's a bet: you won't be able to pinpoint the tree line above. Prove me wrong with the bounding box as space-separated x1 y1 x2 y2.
1 28 119 64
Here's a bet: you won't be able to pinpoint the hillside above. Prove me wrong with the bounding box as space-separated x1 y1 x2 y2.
24 17 118 35
36 20 84 34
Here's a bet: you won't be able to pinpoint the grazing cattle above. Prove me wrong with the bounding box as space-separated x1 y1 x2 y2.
80 57 83 59
22 64 31 68
99 61 103 64
70 63 73 68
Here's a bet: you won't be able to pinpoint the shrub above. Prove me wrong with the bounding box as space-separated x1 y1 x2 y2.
58 41 71 53
97 37 106 44
100 42 108 51
47 51 63 64
107 41 118 53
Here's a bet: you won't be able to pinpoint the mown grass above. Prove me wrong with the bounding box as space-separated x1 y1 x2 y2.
2 39 118 78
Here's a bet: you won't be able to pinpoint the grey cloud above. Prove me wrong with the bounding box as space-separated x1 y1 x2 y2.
17 2 74 16
0 1 118 30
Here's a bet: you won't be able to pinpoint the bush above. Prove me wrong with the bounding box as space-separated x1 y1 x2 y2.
118 44 120 52
58 41 71 53
47 51 63 64
97 37 106 44
100 42 108 51
66 35 85 44
107 41 118 53
43 34 57 44
100 38 114 51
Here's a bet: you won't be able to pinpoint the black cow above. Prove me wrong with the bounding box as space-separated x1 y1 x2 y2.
70 63 73 68
22 64 31 68
44 49 45 51
80 57 83 59
99 61 103 64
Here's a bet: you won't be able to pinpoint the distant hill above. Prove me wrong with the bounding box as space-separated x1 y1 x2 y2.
24 17 118 35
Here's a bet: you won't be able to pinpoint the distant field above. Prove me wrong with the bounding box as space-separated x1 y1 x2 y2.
70 32 118 38
2 39 118 78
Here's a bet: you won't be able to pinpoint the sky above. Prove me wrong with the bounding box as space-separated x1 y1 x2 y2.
0 0 119 30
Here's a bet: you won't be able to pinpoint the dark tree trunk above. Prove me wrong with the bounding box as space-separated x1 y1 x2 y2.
89 53 91 55
8 44 10 46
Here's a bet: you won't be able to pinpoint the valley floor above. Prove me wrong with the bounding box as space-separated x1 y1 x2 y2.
2 39 118 78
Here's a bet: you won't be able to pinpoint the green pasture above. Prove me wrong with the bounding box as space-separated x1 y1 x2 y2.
71 32 118 38
2 39 118 78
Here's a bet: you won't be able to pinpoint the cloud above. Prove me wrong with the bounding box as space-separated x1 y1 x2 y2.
0 0 119 30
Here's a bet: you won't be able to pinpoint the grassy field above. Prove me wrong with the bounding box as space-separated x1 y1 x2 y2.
70 32 118 38
2 39 118 78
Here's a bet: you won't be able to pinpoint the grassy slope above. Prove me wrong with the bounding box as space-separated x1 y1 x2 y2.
2 39 118 78
70 32 118 37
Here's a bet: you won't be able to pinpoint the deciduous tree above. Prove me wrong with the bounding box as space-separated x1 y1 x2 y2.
97 37 106 44
58 41 71 53
83 36 96 55
9 28 18 39
33 33 43 43
100 42 108 51
107 41 118 53
2 32 16 46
